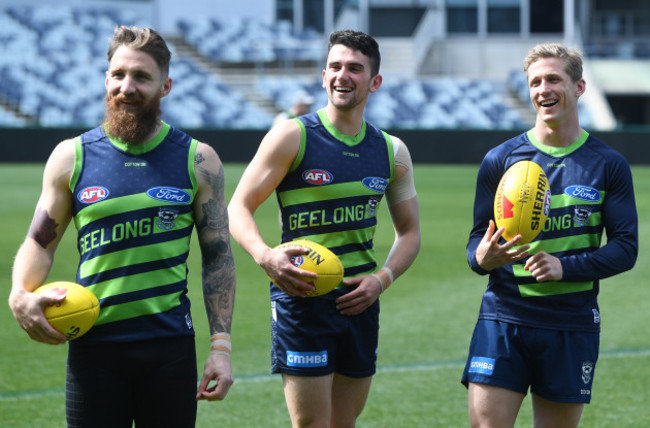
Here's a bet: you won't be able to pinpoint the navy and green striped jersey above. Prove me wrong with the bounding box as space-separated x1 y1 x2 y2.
272 109 395 300
69 122 199 344
467 130 638 332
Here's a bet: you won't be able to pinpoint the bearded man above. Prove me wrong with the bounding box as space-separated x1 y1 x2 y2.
9 26 236 428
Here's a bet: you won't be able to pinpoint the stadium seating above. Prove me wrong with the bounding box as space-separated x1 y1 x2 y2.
0 5 143 127
176 17 324 64
0 4 539 130
163 57 273 129
258 75 526 129
0 5 275 129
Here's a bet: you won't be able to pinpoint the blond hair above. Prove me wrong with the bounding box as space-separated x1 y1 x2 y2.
523 43 583 82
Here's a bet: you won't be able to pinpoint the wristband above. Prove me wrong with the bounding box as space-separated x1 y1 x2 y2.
210 332 231 357
381 266 394 285
370 273 385 294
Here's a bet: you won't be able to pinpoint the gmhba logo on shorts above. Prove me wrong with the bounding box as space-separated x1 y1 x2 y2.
286 350 328 367
468 356 495 375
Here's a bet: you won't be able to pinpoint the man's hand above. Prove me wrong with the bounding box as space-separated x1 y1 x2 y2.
524 251 563 282
197 353 234 401
9 288 67 345
260 245 317 297
476 220 530 271
335 275 382 316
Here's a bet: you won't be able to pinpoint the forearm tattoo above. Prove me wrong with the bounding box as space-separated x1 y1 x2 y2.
197 162 236 334
29 208 59 249
202 199 228 230
201 235 236 333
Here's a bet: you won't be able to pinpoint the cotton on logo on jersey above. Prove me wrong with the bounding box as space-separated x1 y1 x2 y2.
78 186 109 204
303 169 333 185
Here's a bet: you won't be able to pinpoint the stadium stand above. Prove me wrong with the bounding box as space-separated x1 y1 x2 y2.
0 5 144 126
0 4 552 130
257 75 526 130
176 17 324 64
163 57 274 129
0 5 278 129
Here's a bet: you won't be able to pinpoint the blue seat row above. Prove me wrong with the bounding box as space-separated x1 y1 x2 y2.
177 18 324 63
258 76 527 130
0 5 546 130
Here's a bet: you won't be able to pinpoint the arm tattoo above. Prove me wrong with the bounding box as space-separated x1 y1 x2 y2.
200 235 236 334
195 152 205 166
197 161 236 334
197 162 228 231
28 208 59 249
201 199 228 230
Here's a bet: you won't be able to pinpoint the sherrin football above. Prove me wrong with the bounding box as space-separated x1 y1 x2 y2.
494 160 552 244
34 281 100 340
273 239 344 297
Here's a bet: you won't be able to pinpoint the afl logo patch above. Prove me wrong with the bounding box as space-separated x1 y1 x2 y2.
303 169 333 185
77 186 109 204
564 185 601 202
362 177 388 193
543 188 552 216
289 255 305 268
146 187 192 204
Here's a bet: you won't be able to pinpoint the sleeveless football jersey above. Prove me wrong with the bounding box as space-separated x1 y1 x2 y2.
272 109 395 300
69 122 199 344
467 130 638 332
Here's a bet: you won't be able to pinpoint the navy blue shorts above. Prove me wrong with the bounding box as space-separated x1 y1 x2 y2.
66 336 197 428
461 319 599 403
271 294 379 377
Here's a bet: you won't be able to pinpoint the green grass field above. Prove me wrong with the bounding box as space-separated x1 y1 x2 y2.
1 163 649 427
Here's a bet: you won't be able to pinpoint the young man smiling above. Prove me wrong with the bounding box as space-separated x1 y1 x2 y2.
462 43 638 428
228 30 421 427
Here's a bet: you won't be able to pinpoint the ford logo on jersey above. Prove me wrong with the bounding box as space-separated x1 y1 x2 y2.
564 185 601 202
146 187 191 204
362 177 388 193
303 169 333 185
78 186 109 204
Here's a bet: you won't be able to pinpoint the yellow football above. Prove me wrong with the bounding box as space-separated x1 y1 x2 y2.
34 281 100 340
273 239 344 297
494 160 552 244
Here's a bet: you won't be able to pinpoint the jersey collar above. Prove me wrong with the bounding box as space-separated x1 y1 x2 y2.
105 122 170 155
527 129 589 157
318 109 367 147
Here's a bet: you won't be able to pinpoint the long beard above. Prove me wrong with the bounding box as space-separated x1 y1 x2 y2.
103 93 162 144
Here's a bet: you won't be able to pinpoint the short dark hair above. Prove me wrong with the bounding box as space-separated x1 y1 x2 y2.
107 26 171 78
328 30 381 77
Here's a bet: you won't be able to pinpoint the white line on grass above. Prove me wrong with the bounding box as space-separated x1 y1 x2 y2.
2 348 650 402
